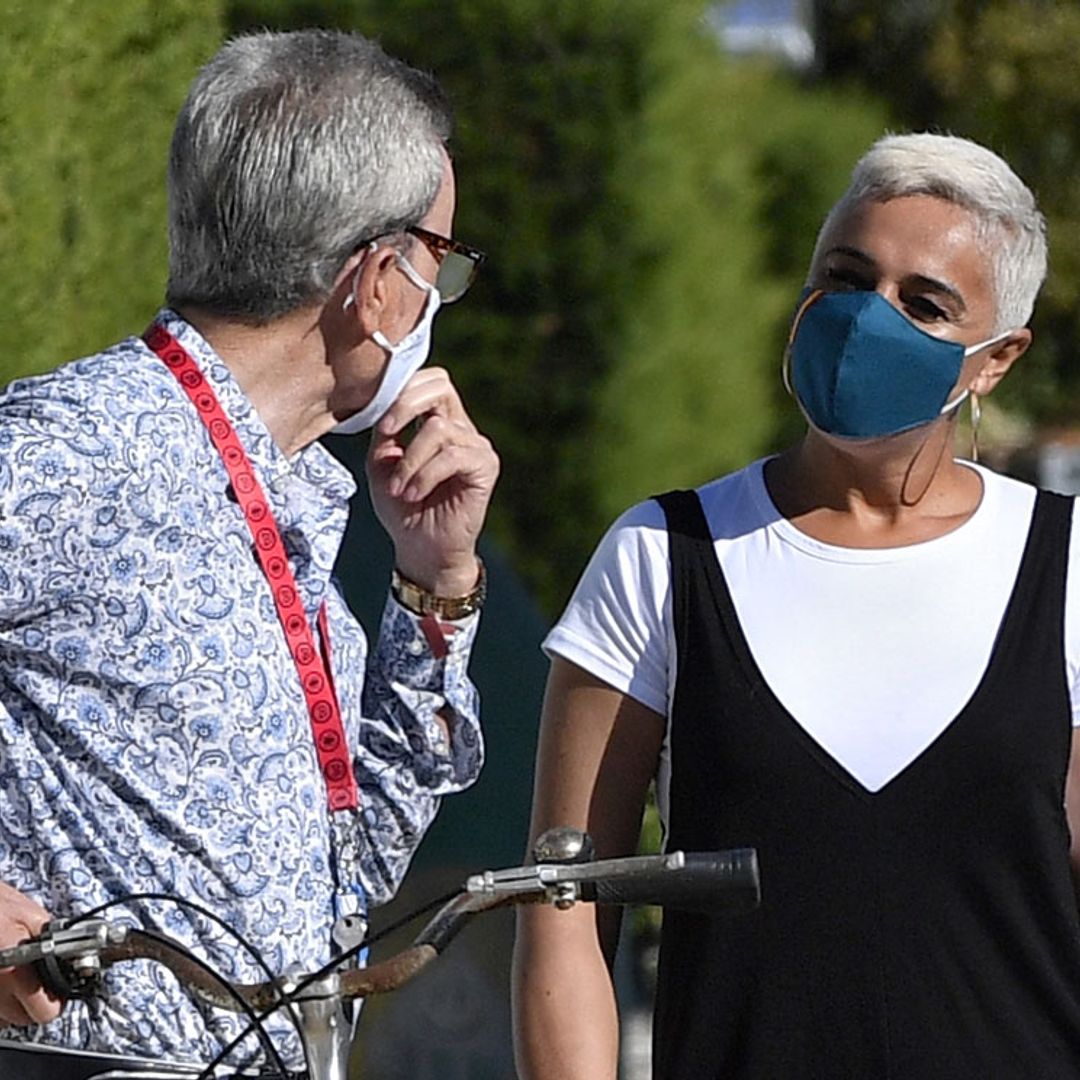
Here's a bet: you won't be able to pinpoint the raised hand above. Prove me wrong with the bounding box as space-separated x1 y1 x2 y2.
367 366 499 596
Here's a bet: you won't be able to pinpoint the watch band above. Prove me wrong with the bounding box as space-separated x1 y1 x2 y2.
392 559 487 620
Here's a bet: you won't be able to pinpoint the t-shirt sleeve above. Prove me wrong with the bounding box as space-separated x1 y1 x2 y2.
542 499 672 716
1067 499 1080 728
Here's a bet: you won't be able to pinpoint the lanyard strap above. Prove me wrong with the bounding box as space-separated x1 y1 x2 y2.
144 323 359 813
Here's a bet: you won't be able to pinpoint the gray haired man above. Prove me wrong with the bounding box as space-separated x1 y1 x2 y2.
0 29 497 1077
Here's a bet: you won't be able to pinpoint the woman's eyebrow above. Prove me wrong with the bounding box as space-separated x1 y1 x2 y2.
908 273 967 314
826 245 876 266
827 246 967 313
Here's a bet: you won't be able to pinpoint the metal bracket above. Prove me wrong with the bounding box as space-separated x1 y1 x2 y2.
464 851 687 908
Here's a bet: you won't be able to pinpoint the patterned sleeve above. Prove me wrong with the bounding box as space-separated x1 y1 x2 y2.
351 594 483 901
0 401 97 629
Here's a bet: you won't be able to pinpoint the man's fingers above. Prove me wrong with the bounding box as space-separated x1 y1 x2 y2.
377 367 472 436
14 969 61 1024
0 966 61 1026
385 417 495 501
401 444 486 504
0 995 34 1027
366 426 407 469
0 882 62 1025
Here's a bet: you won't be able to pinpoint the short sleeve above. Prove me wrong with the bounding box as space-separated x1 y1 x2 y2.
1066 499 1080 727
542 498 672 716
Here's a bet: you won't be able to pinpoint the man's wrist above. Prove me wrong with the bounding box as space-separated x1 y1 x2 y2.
391 558 486 620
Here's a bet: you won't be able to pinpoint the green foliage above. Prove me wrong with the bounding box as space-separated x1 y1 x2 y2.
811 0 945 122
0 0 224 382
813 0 1080 434
224 0 888 614
593 57 889 522
927 1 1080 424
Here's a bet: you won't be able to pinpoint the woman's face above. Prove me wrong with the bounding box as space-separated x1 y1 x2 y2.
801 192 1031 429
809 195 997 336
808 195 1003 393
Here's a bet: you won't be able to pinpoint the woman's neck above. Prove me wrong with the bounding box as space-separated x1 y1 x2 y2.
764 423 984 548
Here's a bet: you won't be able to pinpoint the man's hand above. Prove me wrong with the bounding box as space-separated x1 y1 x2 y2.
0 882 61 1026
367 367 499 595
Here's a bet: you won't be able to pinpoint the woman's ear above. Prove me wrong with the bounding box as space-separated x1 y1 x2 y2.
971 328 1032 397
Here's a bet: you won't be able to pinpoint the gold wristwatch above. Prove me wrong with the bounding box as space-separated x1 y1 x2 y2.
391 559 487 620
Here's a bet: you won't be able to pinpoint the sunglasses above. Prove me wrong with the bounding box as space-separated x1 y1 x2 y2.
403 226 486 303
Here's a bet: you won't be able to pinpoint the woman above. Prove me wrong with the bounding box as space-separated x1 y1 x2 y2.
513 133 1080 1079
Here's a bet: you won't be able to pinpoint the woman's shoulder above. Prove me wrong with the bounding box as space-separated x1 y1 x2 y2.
611 459 771 542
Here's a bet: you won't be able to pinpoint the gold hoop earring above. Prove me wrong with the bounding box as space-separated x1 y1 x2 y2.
970 393 981 463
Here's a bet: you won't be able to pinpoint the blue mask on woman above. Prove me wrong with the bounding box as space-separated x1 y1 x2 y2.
786 288 1008 439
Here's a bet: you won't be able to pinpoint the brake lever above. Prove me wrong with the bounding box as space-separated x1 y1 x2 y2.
0 918 129 999
465 851 689 909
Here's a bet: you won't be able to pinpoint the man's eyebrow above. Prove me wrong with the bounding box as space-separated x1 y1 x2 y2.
827 246 967 313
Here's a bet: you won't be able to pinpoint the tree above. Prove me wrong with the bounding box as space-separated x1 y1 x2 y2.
811 0 1080 435
928 1 1080 425
0 0 224 383
226 0 888 612
592 53 889 524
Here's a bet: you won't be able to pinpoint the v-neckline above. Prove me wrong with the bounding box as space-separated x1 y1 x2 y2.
696 485 1048 802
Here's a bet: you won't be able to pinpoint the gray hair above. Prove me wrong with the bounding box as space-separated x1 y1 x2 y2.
809 133 1047 331
166 30 452 321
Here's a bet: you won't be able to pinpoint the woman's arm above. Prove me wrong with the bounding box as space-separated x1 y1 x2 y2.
512 656 666 1080
1064 727 1080 908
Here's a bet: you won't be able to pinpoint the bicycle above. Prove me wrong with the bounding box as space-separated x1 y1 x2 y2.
0 828 759 1080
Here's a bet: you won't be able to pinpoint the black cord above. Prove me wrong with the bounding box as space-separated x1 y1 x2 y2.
67 892 305 1079
190 885 464 1077
63 884 469 1079
321 885 462 969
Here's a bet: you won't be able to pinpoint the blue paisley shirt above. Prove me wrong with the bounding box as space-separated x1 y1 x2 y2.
0 310 483 1068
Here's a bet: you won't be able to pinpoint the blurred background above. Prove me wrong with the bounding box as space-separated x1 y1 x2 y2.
5 0 1080 1075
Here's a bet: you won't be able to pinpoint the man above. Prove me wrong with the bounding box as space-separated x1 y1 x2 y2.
514 133 1080 1078
0 28 498 1076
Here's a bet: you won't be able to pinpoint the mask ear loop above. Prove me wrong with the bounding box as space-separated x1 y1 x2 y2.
959 329 1013 463
341 241 380 311
783 289 825 396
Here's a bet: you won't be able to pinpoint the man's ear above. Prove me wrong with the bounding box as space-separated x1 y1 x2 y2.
971 328 1032 397
335 243 399 336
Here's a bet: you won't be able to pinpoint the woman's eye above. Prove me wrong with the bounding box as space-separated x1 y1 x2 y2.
823 267 870 291
906 296 947 322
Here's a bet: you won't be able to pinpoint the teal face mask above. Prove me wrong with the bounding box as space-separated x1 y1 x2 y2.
786 289 1009 439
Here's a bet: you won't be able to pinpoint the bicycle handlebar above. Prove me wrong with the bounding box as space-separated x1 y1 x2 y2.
579 849 760 911
0 841 760 1012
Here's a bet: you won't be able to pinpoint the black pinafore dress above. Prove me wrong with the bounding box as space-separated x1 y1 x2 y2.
653 488 1080 1079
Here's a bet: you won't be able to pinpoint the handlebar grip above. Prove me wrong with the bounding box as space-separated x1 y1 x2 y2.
581 850 760 914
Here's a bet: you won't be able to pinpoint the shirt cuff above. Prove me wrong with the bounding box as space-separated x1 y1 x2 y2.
368 592 483 783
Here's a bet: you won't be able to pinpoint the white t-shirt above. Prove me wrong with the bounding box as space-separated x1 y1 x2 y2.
544 460 1080 797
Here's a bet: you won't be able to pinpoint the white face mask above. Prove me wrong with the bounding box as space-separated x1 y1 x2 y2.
333 252 443 435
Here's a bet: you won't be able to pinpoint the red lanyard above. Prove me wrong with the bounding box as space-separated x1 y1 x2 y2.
144 323 359 813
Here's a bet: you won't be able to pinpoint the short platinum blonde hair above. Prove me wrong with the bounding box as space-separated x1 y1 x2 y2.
809 133 1047 331
166 30 452 322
